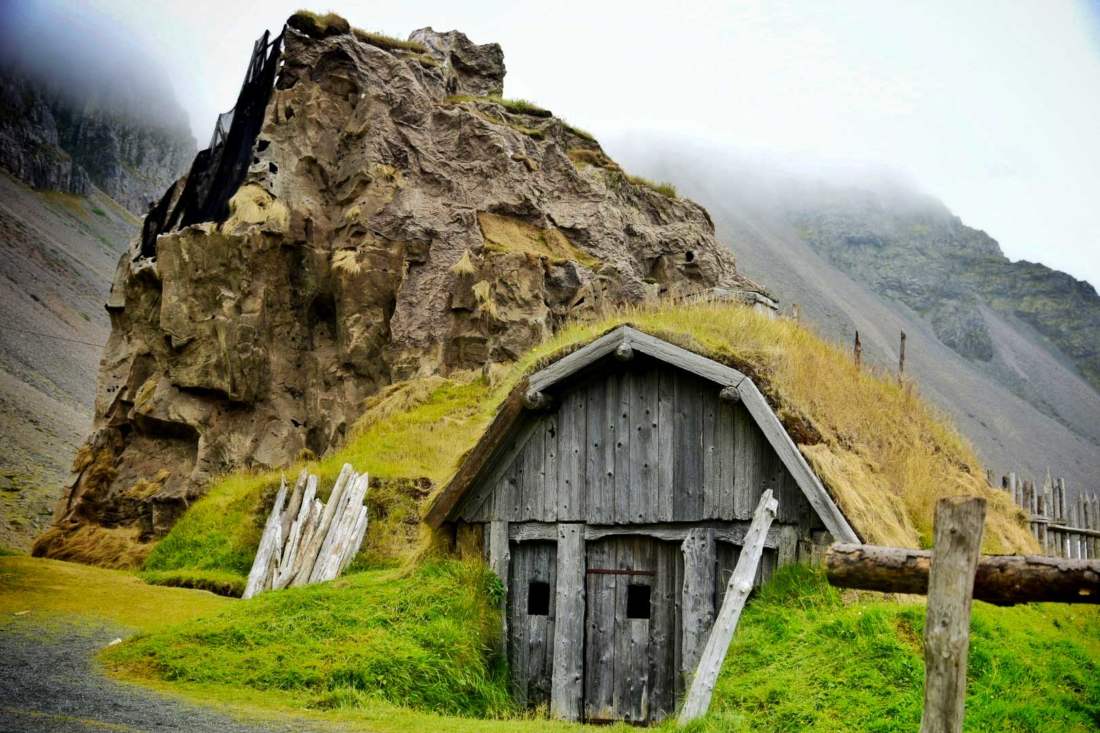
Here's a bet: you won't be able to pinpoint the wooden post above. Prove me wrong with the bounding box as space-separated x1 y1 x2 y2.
243 476 289 600
919 496 986 733
853 330 862 368
898 330 907 381
792 303 800 322
679 490 778 725
550 523 585 720
680 527 717 682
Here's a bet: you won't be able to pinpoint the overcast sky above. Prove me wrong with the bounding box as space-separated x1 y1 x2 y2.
26 0 1100 287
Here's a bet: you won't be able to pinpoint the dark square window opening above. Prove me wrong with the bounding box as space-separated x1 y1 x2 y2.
527 581 550 616
626 583 651 619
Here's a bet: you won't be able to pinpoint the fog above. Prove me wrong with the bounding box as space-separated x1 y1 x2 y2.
3 0 1099 287
0 1 192 135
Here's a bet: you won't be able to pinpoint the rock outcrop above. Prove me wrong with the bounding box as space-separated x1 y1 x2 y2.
36 15 762 564
0 66 195 215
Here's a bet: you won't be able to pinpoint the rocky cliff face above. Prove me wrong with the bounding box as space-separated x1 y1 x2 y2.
36 16 759 564
0 66 195 215
784 189 1100 391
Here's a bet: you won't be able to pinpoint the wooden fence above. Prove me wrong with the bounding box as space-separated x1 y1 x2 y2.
992 472 1099 560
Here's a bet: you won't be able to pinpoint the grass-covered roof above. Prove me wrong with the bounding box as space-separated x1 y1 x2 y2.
146 301 1035 590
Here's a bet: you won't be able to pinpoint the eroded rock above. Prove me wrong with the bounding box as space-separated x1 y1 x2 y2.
37 16 763 562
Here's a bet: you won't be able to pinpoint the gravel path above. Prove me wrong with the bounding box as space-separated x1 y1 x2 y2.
0 621 326 733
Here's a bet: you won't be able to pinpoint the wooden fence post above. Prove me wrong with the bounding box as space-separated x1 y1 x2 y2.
898 330 907 381
854 330 862 368
920 496 986 733
678 490 778 725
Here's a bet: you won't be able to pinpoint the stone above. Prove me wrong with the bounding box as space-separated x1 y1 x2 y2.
37 16 765 561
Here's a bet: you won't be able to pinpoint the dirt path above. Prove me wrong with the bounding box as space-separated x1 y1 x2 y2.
0 620 325 732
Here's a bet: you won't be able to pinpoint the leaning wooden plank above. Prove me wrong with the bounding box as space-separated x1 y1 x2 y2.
679 489 778 725
825 543 1100 604
312 473 369 583
919 496 986 733
326 476 369 580
339 505 370 573
273 476 318 589
280 469 308 540
243 476 289 599
550 523 585 721
289 499 324 585
293 464 354 585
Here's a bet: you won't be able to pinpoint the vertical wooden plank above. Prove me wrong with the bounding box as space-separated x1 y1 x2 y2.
679 489 778 724
614 370 633 523
702 387 720 519
657 366 675 522
777 525 799 568
649 539 678 721
584 540 616 721
716 397 737 520
489 520 510 662
586 380 608 524
630 368 659 523
625 537 653 722
510 544 530 705
520 422 544 521
542 413 559 523
680 527 716 682
673 373 704 521
527 542 557 707
733 404 762 519
551 524 585 721
919 497 986 733
557 390 586 521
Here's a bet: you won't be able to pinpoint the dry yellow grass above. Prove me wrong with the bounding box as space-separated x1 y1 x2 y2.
477 212 599 268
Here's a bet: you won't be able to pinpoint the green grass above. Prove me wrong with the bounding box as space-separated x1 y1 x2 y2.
679 565 1100 732
105 560 512 718
141 568 247 598
0 556 230 631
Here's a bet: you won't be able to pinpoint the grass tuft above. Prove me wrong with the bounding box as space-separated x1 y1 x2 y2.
352 28 427 54
140 568 247 598
625 173 678 198
288 10 351 38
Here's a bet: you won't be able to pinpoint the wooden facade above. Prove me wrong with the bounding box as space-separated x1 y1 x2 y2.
427 326 857 724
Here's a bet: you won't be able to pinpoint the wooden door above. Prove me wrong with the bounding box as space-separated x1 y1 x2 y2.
509 541 557 708
583 536 680 723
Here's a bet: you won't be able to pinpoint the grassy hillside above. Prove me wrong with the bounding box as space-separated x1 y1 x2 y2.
92 557 1100 731
688 566 1100 732
144 301 1035 594
106 561 511 718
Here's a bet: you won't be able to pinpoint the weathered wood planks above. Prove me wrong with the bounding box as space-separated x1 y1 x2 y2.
453 362 822 531
242 464 370 599
550 524 585 719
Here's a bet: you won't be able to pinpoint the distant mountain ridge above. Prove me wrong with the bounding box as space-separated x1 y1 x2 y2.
783 185 1100 394
0 65 196 214
608 136 1100 497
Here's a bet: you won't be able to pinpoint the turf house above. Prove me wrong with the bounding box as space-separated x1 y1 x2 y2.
426 325 860 723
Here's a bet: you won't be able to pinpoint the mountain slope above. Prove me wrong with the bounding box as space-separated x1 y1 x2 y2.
0 172 136 549
608 138 1100 498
